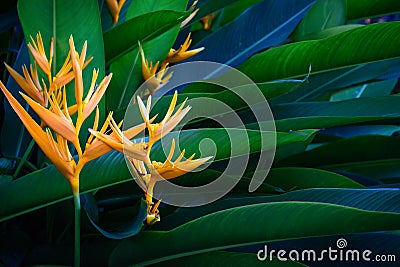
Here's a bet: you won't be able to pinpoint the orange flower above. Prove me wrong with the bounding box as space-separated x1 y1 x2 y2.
165 33 204 63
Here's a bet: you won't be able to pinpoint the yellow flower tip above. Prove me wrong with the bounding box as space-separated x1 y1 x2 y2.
165 33 204 63
201 13 215 30
82 73 113 120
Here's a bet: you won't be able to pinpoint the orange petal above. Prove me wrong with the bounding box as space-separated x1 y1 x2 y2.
27 43 50 75
83 74 112 120
69 36 83 112
20 92 77 143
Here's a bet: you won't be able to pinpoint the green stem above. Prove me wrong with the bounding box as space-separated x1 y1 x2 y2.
73 189 81 267
13 138 35 178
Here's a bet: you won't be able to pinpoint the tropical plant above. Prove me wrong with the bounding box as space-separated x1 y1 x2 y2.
1 0 400 266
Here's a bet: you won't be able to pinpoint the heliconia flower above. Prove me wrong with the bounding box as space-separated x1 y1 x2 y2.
0 81 75 181
165 33 204 63
150 139 212 180
88 113 150 164
139 44 173 94
200 13 215 30
27 33 53 76
105 0 126 24
137 91 191 153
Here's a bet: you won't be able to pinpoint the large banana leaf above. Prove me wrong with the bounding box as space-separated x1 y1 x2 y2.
238 22 400 85
158 188 400 229
277 135 400 167
292 0 346 41
109 201 400 266
187 0 315 66
346 0 400 21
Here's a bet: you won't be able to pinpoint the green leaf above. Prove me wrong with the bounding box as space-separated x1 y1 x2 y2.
245 96 400 131
322 159 400 182
155 251 307 267
277 135 400 167
171 169 284 194
188 0 315 66
295 24 363 41
346 0 400 21
266 167 365 190
185 0 242 28
292 0 346 41
238 22 400 83
270 57 400 103
273 96 400 119
216 0 263 27
159 188 400 230
151 128 317 162
273 116 400 132
127 0 187 17
329 79 397 101
109 202 400 266
320 125 400 138
103 10 189 65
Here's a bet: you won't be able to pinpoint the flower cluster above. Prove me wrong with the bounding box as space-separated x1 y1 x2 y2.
139 34 204 98
90 91 212 224
1 33 210 225
0 34 114 193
